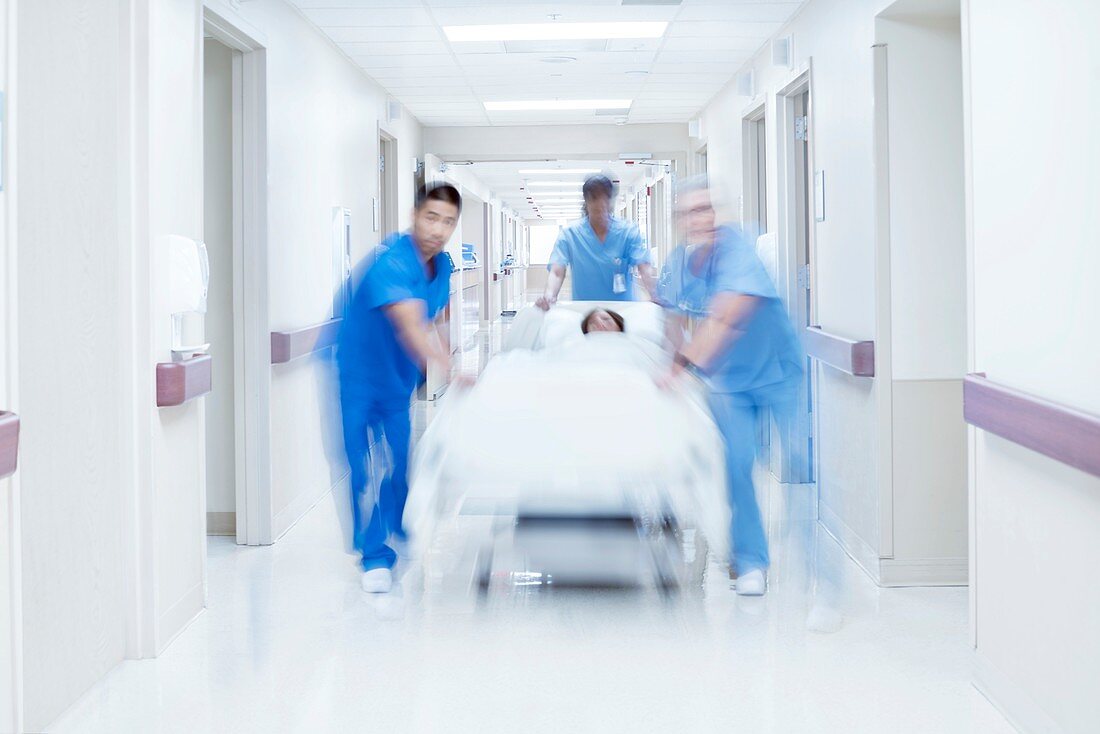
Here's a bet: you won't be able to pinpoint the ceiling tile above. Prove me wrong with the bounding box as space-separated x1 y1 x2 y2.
289 0 809 127
353 53 458 69
323 26 442 43
675 4 801 22
301 8 434 27
661 36 763 53
668 20 780 39
339 41 451 56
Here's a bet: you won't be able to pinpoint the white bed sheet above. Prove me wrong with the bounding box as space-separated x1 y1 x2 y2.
405 333 731 559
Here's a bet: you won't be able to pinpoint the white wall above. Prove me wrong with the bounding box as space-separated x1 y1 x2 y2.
966 0 1100 730
874 7 968 581
16 1 130 729
228 0 423 539
879 13 966 381
203 38 236 521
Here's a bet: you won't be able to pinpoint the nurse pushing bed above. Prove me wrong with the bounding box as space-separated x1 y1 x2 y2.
536 174 659 309
657 177 804 598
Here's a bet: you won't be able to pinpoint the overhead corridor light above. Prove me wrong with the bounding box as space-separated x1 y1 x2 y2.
443 22 668 43
526 181 585 187
484 99 631 112
518 168 601 175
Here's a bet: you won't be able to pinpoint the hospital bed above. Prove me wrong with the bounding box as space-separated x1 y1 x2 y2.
404 301 730 593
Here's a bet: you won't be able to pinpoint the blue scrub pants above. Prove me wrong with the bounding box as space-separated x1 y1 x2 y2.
708 392 770 575
340 395 411 571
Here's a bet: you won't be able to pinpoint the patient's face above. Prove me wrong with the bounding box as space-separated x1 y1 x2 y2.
585 310 622 333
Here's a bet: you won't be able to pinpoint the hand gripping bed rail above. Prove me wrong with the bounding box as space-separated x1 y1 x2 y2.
963 373 1100 479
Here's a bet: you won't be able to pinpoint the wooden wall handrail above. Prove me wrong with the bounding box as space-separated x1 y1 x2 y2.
156 355 213 407
964 373 1100 478
270 318 343 364
0 411 19 479
804 326 875 377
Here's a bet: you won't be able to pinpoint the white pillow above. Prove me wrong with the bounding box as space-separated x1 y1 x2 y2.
542 308 586 349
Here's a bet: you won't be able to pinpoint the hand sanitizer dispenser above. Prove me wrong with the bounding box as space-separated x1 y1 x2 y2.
164 235 210 361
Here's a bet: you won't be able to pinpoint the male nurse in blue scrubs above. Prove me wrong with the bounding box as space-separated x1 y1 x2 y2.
338 183 471 594
536 174 657 308
657 178 803 597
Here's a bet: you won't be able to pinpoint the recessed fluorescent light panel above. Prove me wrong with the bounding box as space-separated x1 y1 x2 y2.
443 22 668 43
527 181 585 187
485 99 631 112
518 168 601 175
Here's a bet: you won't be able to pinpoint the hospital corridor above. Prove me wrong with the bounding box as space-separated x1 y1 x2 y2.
0 0 1097 732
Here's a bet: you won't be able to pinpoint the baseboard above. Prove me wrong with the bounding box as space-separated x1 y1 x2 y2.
818 503 882 585
156 580 205 655
879 556 968 587
206 511 236 536
973 650 1060 733
272 471 347 541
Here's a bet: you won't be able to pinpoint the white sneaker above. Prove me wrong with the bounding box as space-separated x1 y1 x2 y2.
361 567 393 594
735 568 767 596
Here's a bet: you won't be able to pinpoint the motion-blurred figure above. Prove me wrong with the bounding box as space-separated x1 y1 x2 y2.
536 174 657 308
657 177 803 596
337 183 470 594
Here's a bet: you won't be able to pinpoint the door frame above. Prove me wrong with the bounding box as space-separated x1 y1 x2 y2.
203 2 272 546
741 101 767 236
1 0 23 725
774 63 817 485
377 127 398 238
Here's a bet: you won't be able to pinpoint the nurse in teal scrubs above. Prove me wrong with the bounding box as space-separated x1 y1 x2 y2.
337 183 473 594
657 177 803 597
536 174 657 308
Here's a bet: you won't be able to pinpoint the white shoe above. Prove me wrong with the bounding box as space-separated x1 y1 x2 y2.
735 568 767 596
361 567 393 594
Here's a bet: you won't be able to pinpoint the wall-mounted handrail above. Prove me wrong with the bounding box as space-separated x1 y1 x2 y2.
963 373 1100 479
270 318 343 364
804 325 875 377
0 411 20 479
156 355 213 407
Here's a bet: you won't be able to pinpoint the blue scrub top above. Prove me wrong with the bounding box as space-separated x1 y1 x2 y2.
658 226 803 396
549 216 649 301
338 233 452 404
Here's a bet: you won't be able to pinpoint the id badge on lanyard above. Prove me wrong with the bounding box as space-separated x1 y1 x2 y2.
612 257 627 294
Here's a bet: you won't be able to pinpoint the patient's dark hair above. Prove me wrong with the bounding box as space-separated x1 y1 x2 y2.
581 308 626 334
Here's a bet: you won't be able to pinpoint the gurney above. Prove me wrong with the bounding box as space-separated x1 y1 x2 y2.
404 302 730 593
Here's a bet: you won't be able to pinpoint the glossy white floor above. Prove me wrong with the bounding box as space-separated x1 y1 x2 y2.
49 321 1014 734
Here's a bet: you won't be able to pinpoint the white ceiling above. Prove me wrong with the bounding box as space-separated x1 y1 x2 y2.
459 159 664 221
289 0 806 127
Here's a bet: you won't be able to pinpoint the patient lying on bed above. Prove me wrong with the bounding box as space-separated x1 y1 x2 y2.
581 308 625 334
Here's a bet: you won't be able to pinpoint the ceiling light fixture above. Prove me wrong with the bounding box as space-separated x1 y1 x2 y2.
540 56 577 64
517 168 600 175
484 99 631 112
526 181 585 187
443 22 668 43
